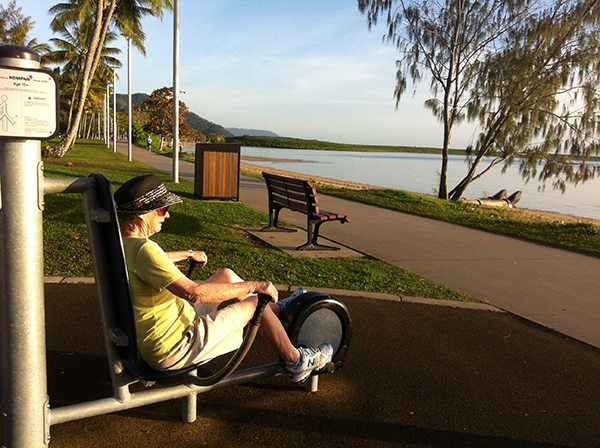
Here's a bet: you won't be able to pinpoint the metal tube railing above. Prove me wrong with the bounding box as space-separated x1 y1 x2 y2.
49 362 285 425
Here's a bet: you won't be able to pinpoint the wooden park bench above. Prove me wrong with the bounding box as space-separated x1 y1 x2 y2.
261 172 351 251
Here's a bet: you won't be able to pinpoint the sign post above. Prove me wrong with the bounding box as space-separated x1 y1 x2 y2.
0 44 59 448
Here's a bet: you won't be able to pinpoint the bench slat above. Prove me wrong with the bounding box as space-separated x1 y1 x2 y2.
270 185 315 205
272 197 318 215
268 178 307 194
267 182 319 205
266 175 306 186
315 210 350 222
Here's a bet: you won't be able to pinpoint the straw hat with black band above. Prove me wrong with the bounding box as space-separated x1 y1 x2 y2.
114 174 182 220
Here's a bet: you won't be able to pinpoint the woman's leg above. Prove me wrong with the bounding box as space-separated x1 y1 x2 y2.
232 295 299 364
204 268 299 363
204 267 243 284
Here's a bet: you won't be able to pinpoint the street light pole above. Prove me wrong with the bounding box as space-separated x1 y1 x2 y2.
122 34 134 162
104 86 109 147
172 0 180 183
113 70 117 153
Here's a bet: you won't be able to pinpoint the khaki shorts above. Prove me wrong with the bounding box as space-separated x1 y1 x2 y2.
147 301 248 371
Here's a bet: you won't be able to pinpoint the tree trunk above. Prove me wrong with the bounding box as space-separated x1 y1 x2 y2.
449 107 510 200
86 113 94 139
449 160 482 200
439 135 450 200
78 114 84 139
50 0 117 157
437 0 464 200
67 67 83 130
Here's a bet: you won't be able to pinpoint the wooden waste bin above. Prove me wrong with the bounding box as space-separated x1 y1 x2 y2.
194 143 241 200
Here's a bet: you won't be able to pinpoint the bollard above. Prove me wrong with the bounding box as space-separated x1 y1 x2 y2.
0 45 59 448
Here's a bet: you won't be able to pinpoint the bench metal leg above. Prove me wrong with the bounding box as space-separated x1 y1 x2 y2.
297 221 340 251
261 207 297 233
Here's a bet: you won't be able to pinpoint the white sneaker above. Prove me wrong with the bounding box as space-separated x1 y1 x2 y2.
277 287 307 316
286 343 333 384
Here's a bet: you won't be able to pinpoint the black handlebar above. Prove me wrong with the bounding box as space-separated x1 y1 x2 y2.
250 293 272 327
186 258 205 279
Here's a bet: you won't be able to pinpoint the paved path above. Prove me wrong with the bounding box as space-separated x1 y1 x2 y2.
114 142 600 348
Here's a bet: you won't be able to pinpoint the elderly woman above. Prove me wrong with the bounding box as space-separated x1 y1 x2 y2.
114 174 332 384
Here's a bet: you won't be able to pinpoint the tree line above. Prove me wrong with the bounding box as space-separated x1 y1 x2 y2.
228 135 465 154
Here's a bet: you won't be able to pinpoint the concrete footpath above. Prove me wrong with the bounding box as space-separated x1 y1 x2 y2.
115 142 600 349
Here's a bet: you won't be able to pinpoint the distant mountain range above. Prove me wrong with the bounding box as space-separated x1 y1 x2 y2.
226 127 279 137
115 93 277 138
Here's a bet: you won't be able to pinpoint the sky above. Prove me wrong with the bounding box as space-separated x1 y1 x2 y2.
12 0 477 148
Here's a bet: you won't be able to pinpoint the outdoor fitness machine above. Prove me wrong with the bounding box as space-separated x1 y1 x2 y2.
0 45 352 448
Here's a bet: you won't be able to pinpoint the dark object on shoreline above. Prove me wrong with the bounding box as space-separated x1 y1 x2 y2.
488 189 508 200
460 189 522 208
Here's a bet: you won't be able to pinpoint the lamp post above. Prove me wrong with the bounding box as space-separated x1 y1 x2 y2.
172 0 180 183
122 34 134 162
104 85 109 147
113 70 117 153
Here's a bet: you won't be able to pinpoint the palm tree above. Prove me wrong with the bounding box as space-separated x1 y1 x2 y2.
48 20 121 131
48 0 173 157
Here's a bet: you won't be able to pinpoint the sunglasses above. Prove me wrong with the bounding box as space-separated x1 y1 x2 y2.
156 206 170 217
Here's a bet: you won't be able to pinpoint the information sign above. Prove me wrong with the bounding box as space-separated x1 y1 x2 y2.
0 65 59 140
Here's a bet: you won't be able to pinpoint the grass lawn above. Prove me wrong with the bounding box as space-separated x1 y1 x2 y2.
42 140 476 302
316 186 600 258
239 169 600 258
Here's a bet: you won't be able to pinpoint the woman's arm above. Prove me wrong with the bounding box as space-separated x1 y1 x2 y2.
165 250 208 265
166 276 278 305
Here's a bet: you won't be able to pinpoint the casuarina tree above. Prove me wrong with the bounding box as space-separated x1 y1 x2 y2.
359 0 600 199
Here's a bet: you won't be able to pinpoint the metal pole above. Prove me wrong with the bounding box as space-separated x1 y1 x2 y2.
102 93 106 145
126 35 132 161
172 0 180 183
113 71 117 153
0 45 49 448
104 87 109 147
102 90 105 144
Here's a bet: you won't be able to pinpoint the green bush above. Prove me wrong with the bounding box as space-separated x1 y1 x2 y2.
132 122 148 148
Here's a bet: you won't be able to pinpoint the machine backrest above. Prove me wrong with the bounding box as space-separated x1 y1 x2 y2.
83 174 139 364
84 173 195 381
